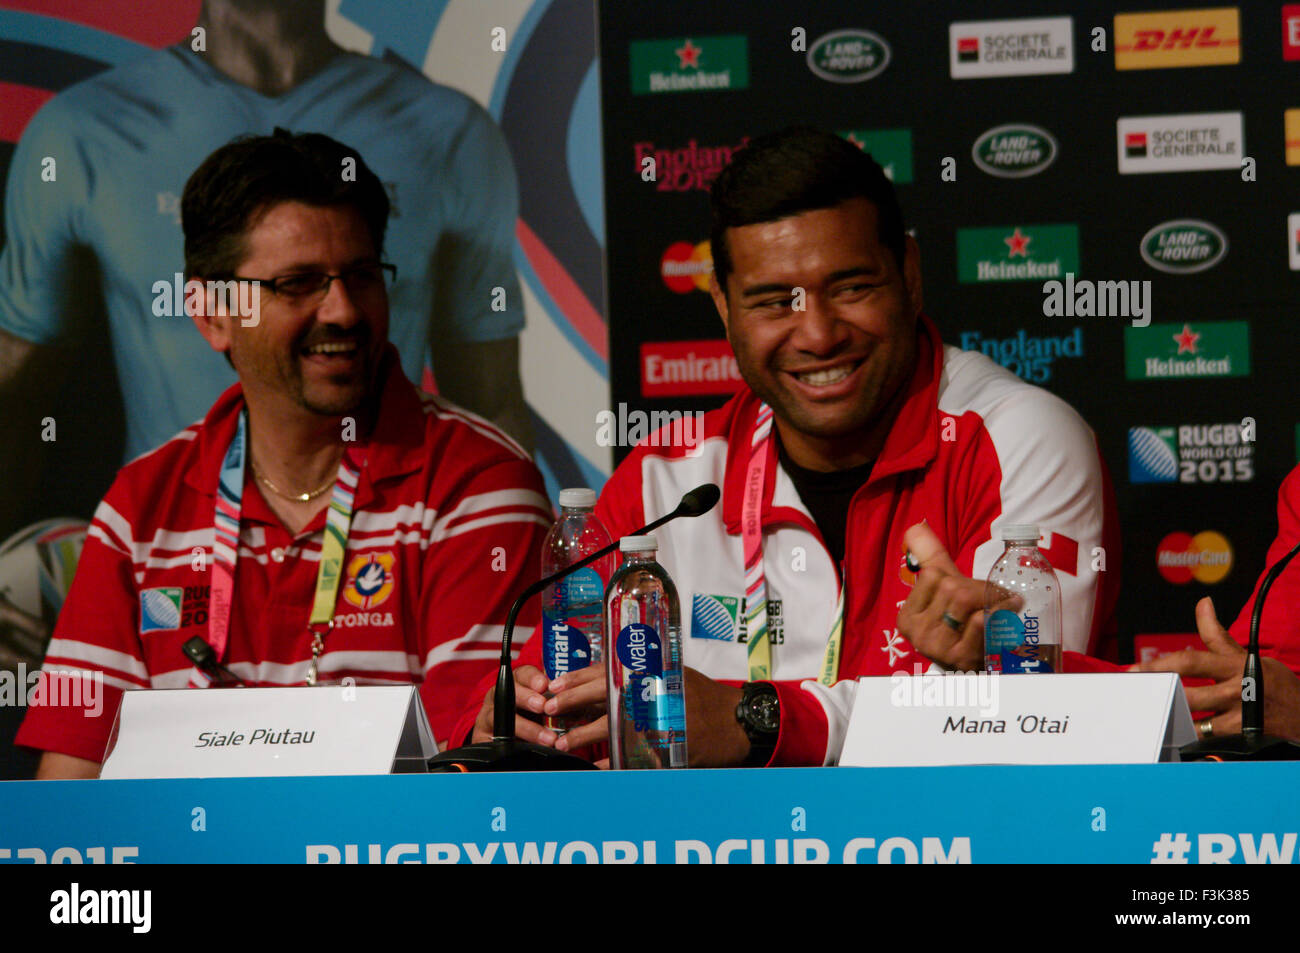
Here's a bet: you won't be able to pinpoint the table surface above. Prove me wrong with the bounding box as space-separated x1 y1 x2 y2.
2 763 1297 863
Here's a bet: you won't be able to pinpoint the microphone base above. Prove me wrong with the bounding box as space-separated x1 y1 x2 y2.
1180 732 1300 762
427 738 597 773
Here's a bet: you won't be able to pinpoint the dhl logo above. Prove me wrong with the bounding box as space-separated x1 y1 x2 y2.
1115 8 1240 69
1131 27 1226 50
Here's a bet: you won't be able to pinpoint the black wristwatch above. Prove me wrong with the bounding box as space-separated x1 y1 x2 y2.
735 681 780 767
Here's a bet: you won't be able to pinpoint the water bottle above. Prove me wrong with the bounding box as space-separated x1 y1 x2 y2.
605 535 687 769
540 489 615 734
984 524 1062 674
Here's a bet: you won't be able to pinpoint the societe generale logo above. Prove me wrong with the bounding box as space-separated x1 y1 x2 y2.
948 16 1074 78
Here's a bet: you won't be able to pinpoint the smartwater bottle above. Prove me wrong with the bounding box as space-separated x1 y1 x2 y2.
605 535 687 768
984 523 1062 673
540 489 615 734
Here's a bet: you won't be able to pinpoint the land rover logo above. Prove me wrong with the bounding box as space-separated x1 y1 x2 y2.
807 29 891 83
972 124 1058 178
1140 220 1227 274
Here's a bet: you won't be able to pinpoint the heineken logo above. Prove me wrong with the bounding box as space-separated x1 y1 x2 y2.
972 124 1057 178
630 35 749 94
957 223 1080 283
840 128 914 183
807 29 891 83
1123 321 1250 380
1140 219 1227 274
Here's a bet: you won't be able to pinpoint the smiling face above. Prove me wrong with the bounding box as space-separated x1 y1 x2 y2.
710 197 923 470
195 200 389 420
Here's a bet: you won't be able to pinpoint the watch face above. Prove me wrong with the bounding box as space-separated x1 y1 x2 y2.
750 693 780 733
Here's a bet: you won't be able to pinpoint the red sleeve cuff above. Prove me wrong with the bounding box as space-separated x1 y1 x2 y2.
14 686 123 764
767 680 829 767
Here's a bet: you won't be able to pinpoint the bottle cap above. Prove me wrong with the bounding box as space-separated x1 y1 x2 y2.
1001 523 1040 542
620 535 657 553
558 488 597 509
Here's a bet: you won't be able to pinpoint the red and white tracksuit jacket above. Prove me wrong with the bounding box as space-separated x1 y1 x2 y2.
534 314 1117 765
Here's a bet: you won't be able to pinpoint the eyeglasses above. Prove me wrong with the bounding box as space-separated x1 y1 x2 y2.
227 263 397 302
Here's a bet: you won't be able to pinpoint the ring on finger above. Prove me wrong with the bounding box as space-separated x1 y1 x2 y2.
941 611 964 632
1198 718 1213 739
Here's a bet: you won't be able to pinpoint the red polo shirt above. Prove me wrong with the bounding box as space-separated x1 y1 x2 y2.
18 349 551 762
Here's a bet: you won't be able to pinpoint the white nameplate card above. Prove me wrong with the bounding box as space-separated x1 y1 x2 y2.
100 685 436 779
839 672 1196 766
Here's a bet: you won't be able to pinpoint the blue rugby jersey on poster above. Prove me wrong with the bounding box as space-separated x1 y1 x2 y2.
0 45 524 461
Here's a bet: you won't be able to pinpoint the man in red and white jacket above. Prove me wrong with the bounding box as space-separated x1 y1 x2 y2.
464 127 1120 766
19 131 551 777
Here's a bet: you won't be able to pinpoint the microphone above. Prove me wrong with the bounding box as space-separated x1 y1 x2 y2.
1180 539 1300 761
428 483 721 772
182 636 247 687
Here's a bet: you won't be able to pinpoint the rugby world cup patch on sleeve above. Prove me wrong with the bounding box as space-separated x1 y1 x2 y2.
140 587 183 633
691 593 741 641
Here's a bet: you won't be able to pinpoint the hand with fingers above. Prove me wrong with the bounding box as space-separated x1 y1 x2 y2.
1130 597 1300 744
471 661 757 768
530 663 750 768
896 522 1019 672
469 663 612 766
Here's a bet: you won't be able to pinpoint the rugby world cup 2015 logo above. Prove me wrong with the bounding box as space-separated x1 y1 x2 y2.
343 553 395 610
140 587 183 633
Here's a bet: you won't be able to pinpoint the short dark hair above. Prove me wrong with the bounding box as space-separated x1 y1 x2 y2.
182 129 389 278
709 126 906 292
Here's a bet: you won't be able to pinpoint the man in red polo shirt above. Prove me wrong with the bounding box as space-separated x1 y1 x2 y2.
19 131 551 778
460 126 1119 766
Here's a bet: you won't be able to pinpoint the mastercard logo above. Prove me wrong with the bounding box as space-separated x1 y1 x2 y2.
660 240 713 293
1155 531 1232 584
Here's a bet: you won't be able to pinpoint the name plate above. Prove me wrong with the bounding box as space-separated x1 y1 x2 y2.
100 685 436 779
839 672 1196 766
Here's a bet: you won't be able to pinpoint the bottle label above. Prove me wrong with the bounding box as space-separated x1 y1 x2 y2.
986 609 1057 673
556 567 604 606
542 612 593 680
616 622 663 677
617 623 685 733
624 672 686 734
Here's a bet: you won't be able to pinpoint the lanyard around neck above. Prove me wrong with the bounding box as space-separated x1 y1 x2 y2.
740 402 844 686
194 409 364 687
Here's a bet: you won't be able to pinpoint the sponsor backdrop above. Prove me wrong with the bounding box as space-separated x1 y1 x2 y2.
599 0 1299 657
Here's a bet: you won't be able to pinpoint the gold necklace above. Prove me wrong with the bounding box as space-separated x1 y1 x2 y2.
251 460 335 503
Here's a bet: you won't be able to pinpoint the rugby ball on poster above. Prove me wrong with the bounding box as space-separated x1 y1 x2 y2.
0 518 89 624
